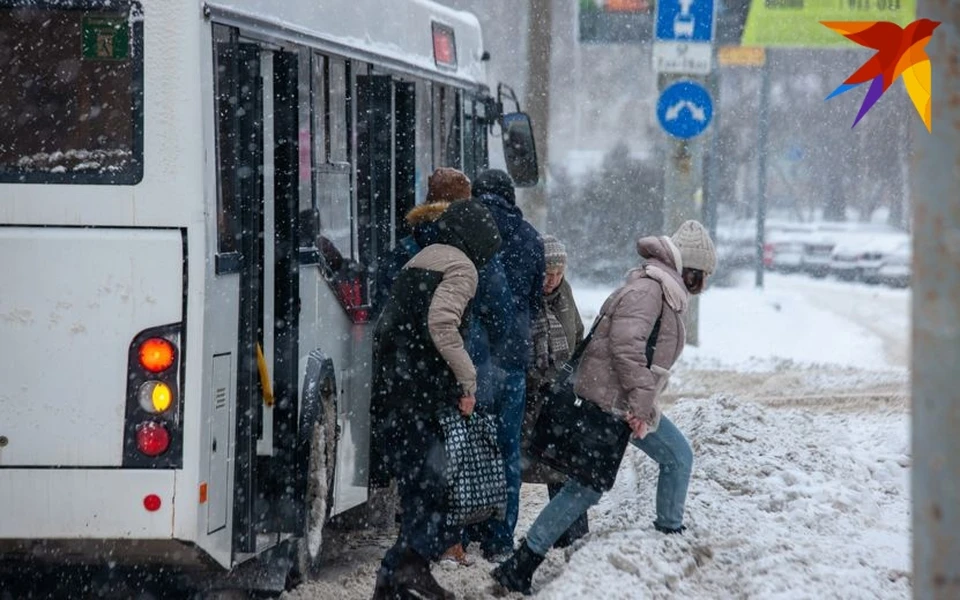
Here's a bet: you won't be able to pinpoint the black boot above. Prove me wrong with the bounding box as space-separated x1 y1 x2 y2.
490 541 545 596
654 522 687 535
372 568 398 600
392 548 455 600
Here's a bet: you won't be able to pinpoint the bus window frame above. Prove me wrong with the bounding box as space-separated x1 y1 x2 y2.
0 0 145 185
310 53 356 271
212 23 242 267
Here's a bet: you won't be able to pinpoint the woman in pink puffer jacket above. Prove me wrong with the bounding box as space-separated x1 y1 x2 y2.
492 220 717 596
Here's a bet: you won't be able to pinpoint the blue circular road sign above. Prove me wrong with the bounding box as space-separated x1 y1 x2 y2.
656 81 714 140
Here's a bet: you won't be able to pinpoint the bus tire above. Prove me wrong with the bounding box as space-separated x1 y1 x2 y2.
292 375 337 583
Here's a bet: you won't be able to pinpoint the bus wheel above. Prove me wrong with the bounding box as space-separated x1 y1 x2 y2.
292 379 337 582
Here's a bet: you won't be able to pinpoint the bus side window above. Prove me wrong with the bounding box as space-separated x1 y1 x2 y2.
313 54 353 270
414 80 434 202
444 88 462 170
432 85 462 170
462 95 489 180
212 24 242 266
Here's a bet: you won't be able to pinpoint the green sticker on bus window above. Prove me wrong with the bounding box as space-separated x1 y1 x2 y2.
81 16 129 60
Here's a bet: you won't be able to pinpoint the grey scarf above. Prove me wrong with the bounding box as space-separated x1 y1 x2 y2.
531 289 571 375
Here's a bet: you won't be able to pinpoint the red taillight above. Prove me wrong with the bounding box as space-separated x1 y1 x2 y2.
136 421 170 456
336 277 370 323
143 494 162 512
138 338 175 373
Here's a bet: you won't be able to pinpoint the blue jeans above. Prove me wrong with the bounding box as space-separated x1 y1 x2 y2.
524 416 693 556
467 366 526 554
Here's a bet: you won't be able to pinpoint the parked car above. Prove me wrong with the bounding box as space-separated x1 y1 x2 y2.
766 224 815 273
715 220 757 269
831 232 908 282
864 239 911 287
800 231 836 278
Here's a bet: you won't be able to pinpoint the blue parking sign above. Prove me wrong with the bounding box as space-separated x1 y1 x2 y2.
655 0 715 43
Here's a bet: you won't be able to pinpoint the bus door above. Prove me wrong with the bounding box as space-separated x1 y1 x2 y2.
212 27 301 557
357 74 416 291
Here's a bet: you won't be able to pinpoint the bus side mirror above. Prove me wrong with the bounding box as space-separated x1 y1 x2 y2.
501 111 539 188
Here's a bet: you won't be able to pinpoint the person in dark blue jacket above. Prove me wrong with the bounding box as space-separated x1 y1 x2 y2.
467 168 546 560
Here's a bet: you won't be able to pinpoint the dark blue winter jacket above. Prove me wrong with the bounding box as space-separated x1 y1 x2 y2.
477 192 545 371
376 201 514 376
466 256 514 375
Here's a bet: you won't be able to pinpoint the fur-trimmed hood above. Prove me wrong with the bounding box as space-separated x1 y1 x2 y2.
405 201 450 227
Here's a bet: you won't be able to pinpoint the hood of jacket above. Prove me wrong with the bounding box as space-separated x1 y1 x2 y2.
436 199 502 269
405 201 449 227
630 236 688 314
478 192 524 240
636 235 682 271
405 202 449 248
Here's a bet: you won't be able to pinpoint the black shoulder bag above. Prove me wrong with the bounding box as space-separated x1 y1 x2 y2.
528 301 663 493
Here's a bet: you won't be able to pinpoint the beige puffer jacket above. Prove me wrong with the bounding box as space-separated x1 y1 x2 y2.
573 236 688 432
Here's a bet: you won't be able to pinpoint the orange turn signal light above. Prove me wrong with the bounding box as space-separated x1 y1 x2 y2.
139 338 175 373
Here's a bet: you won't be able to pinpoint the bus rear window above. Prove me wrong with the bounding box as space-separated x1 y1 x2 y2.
0 2 143 184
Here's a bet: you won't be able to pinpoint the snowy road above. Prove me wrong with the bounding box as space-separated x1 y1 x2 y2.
286 273 912 599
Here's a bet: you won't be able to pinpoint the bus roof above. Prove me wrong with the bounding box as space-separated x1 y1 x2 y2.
205 0 487 88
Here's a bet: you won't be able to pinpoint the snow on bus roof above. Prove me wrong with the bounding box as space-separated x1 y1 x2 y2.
205 0 486 86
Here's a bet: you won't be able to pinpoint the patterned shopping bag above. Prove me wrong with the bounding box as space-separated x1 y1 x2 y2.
438 409 507 527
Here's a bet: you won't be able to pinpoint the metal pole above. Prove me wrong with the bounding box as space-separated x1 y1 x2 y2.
659 71 707 346
913 3 960 598
704 50 721 240
754 48 771 288
524 0 552 231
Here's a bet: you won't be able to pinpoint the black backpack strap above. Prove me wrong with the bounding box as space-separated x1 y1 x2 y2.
645 311 663 368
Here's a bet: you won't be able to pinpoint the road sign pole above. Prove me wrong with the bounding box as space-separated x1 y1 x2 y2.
658 74 708 346
653 0 715 346
703 46 721 240
913 1 960 597
754 47 771 289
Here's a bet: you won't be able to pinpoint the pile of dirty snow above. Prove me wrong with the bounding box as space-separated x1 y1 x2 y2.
288 395 910 600
529 396 910 599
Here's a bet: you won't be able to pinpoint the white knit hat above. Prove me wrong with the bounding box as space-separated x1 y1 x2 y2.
542 234 567 269
670 220 717 274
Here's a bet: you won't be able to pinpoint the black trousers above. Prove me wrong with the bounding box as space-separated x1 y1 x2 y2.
380 422 459 572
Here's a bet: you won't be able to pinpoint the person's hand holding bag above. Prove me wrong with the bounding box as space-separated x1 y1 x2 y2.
626 413 648 439
459 394 476 417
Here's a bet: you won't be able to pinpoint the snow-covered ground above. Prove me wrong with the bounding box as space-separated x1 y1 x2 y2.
288 271 911 600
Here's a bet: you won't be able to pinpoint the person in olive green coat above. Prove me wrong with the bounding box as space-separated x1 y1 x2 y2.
519 235 588 548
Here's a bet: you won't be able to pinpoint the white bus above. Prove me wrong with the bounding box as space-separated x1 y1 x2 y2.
0 0 537 592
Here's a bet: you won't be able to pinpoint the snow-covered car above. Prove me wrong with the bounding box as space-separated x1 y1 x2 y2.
830 237 868 281
765 224 814 273
715 220 757 268
857 233 909 283
800 232 836 278
831 232 908 282
864 239 912 287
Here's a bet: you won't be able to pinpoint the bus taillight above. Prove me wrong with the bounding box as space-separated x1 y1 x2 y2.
138 381 173 413
136 421 170 457
138 337 175 373
124 324 183 468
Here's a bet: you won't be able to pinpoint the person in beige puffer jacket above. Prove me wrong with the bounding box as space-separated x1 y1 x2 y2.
492 220 717 596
